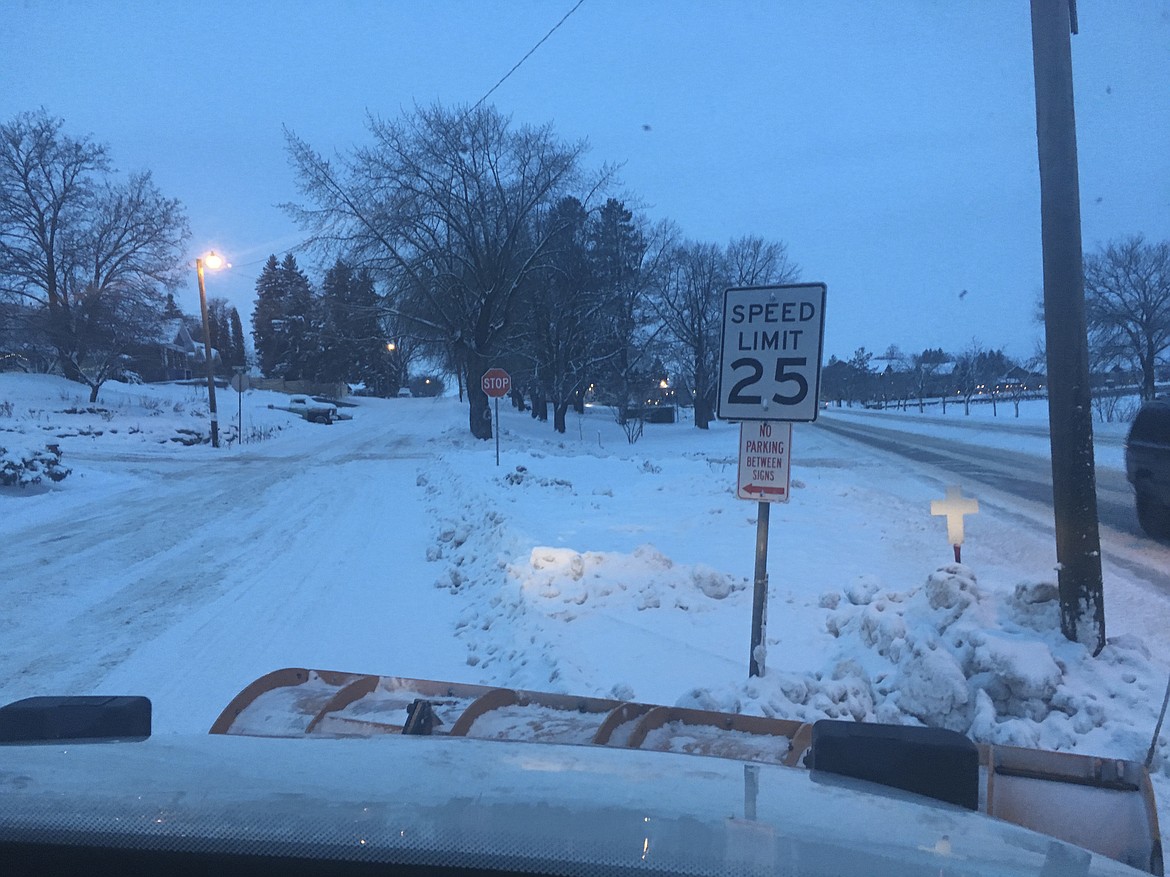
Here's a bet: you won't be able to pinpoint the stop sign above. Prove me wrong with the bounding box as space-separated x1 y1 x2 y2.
481 367 511 398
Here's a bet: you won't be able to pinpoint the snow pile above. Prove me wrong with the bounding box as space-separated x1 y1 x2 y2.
510 545 745 614
681 564 1166 765
0 433 71 488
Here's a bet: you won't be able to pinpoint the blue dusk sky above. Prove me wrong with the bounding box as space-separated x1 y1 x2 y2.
3 1 1168 362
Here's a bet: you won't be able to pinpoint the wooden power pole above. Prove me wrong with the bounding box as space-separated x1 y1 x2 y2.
1030 0 1105 654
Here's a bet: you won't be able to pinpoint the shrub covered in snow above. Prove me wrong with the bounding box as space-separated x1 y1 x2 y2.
0 438 71 488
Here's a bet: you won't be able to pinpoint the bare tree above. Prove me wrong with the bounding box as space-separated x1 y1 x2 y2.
845 347 874 407
910 355 934 413
656 236 797 429
655 241 727 429
724 235 799 288
1083 235 1170 401
909 347 947 412
0 300 56 373
879 344 910 409
0 111 190 400
953 340 988 415
285 104 602 439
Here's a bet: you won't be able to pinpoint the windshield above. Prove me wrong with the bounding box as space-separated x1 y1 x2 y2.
2 2 1170 875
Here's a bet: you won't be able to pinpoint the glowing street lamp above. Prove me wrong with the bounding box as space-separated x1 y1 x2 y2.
196 251 229 448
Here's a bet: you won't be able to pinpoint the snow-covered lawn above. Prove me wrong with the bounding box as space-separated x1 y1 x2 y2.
4 373 1170 846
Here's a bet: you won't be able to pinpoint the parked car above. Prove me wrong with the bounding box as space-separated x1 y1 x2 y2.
396 387 412 398
1125 398 1170 538
286 395 338 425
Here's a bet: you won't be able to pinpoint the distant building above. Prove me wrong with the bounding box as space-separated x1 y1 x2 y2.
128 320 219 382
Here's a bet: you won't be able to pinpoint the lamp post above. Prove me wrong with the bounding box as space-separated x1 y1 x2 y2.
196 251 226 448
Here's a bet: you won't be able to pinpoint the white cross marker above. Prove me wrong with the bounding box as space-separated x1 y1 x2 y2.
931 485 979 559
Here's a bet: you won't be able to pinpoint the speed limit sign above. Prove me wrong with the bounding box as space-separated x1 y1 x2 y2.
716 283 826 422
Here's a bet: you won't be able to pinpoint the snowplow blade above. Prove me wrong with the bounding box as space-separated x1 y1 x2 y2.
211 668 1161 874
209 668 809 764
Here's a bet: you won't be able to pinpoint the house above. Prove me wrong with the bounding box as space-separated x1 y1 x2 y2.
128 320 219 382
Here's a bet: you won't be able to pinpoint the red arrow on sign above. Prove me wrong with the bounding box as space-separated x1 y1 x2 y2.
741 484 787 496
481 367 511 398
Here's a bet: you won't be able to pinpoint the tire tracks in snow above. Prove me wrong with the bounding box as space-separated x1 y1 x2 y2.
0 425 424 699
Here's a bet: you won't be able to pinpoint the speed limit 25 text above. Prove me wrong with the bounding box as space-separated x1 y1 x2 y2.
728 300 817 352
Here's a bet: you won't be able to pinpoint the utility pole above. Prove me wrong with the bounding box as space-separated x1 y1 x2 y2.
1030 0 1105 653
196 257 221 449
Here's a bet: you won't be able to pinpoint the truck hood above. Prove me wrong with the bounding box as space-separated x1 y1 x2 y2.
0 733 1147 876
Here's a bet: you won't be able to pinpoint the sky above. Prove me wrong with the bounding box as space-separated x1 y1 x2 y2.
2 0 1168 363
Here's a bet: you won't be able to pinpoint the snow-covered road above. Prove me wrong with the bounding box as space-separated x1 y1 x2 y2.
2 397 468 730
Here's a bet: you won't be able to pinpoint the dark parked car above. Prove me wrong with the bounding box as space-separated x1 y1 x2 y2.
1125 398 1170 538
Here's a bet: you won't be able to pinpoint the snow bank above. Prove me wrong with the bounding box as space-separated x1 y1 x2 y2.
682 564 1167 768
508 545 744 614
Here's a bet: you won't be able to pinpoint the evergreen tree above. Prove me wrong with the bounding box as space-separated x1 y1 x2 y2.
229 307 246 368
317 260 384 386
251 253 319 379
277 253 316 380
205 298 232 374
588 199 656 408
252 255 285 377
215 308 233 373
162 292 183 321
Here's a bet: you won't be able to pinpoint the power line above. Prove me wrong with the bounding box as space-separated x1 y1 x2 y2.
465 0 586 117
230 4 586 282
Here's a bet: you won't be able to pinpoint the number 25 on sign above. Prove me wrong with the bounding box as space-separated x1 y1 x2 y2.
717 283 826 423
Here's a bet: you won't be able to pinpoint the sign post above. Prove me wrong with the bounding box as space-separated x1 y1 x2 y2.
720 283 825 679
738 420 792 678
481 368 511 466
230 367 249 445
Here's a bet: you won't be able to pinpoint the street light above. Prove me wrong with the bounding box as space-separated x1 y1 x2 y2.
196 251 229 448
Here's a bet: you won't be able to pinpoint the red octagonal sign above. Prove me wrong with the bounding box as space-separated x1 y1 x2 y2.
481 367 511 398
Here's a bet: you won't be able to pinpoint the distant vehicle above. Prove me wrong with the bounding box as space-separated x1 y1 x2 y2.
396 388 412 398
285 395 337 425
1125 398 1170 538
